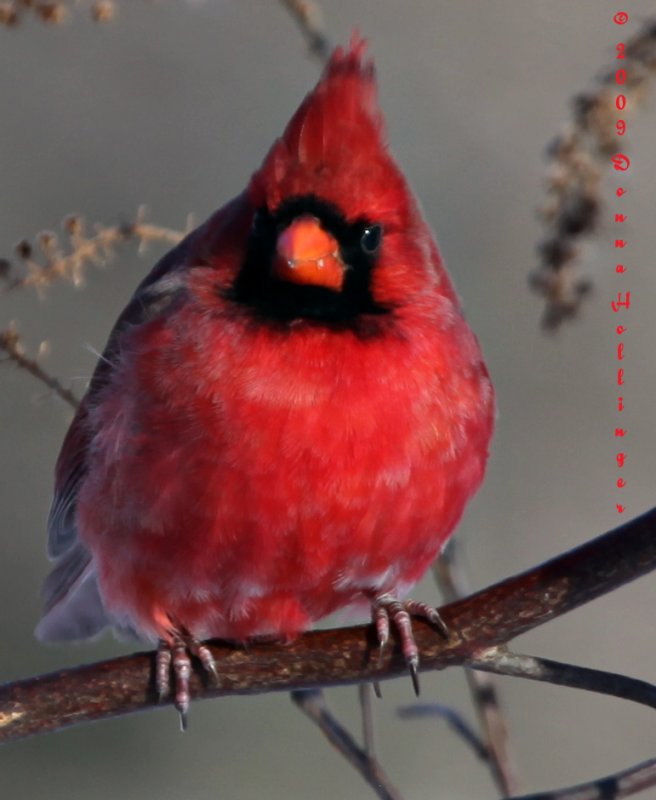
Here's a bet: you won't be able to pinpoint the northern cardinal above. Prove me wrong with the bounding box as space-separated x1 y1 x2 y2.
37 36 494 724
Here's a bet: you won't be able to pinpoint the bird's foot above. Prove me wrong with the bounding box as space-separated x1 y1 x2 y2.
156 631 218 730
371 594 448 696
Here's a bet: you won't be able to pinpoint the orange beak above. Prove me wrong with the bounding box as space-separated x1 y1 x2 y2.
273 216 345 291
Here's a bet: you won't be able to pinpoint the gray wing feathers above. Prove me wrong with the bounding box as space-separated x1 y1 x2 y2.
47 461 85 559
35 543 109 642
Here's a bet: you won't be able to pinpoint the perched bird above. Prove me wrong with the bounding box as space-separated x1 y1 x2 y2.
37 36 494 724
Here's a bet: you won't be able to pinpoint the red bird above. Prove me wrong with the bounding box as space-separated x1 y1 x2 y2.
37 37 494 723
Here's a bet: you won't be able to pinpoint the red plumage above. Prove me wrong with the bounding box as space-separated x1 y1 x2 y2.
37 37 494 712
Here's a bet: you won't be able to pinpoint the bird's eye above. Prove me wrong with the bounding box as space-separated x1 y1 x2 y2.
360 224 382 255
252 209 268 232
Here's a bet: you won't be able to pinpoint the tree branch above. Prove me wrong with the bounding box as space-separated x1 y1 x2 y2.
278 0 330 62
470 649 656 710
0 326 80 409
292 688 403 800
1 506 655 745
434 539 520 795
1 209 186 296
0 1 131 26
397 702 488 761
509 757 656 800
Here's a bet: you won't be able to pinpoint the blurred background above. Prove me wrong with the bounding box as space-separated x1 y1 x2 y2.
1 1 655 798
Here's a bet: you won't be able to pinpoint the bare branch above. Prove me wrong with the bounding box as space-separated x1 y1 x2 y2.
530 18 656 329
1 209 186 296
0 1 119 26
278 0 330 63
397 702 488 761
470 649 656 710
434 539 520 795
1 506 655 746
290 679 402 799
0 325 79 409
0 210 187 412
509 757 656 800
0 1 68 25
292 688 404 800
358 683 376 759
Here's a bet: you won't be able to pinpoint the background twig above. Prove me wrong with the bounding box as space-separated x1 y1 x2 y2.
509 757 656 800
0 326 79 409
278 0 330 62
1 209 185 296
530 19 656 329
0 0 117 26
292 688 403 800
470 649 656 710
434 540 520 795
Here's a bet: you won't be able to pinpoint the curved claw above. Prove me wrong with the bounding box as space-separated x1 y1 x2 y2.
370 594 447 695
376 640 386 670
408 658 420 697
179 709 189 732
156 632 219 729
403 599 449 638
191 641 219 684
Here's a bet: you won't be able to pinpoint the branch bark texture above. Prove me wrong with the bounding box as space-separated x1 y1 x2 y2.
2 506 655 744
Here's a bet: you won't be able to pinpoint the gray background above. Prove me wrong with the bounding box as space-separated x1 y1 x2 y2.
2 2 656 798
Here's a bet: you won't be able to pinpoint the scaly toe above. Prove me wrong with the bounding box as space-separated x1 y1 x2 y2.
191 641 219 683
172 642 192 727
156 631 220 728
370 593 447 694
403 599 449 638
156 641 172 702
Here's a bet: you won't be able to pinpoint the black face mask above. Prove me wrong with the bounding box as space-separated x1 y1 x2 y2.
230 195 388 325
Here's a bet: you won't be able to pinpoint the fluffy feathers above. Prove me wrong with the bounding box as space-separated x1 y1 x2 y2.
37 38 494 651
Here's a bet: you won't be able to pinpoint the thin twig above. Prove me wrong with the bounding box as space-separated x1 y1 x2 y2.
396 702 488 761
2 506 656 745
509 757 656 800
0 1 118 26
470 649 656 710
278 0 330 62
0 326 79 409
1 209 186 295
434 539 520 795
292 689 404 800
530 18 656 329
358 683 376 760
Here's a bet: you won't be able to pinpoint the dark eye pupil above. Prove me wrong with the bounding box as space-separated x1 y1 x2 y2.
360 225 382 255
252 209 265 231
